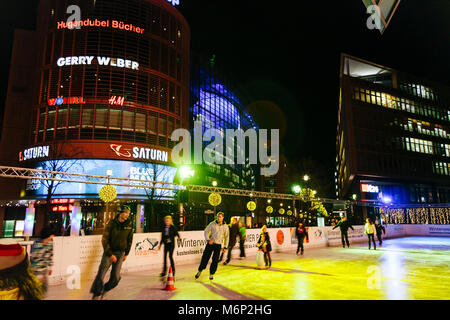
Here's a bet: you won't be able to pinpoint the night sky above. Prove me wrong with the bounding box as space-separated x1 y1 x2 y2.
1 0 449 195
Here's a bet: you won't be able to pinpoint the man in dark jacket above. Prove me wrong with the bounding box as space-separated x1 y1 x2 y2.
375 220 386 246
223 218 240 265
158 216 181 277
296 222 309 255
332 216 354 248
90 206 134 299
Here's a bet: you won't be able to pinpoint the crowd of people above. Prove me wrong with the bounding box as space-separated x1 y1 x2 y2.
0 205 388 300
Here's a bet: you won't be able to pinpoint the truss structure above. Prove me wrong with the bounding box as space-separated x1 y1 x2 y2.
0 166 350 205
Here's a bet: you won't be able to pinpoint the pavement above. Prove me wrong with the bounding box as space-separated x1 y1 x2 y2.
45 236 450 300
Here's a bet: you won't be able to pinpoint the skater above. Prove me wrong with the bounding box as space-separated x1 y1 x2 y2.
158 216 181 277
332 216 354 248
0 243 43 300
223 217 240 265
375 220 386 246
296 222 309 255
239 222 247 259
90 206 134 299
195 212 229 281
364 218 377 250
30 226 55 295
257 225 272 268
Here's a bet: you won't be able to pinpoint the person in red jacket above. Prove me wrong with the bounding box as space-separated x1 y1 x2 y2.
296 222 309 255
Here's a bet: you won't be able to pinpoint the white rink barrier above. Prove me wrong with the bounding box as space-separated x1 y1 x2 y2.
48 224 450 285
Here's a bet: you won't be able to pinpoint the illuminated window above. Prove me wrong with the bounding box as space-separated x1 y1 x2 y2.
109 109 122 130
95 109 107 129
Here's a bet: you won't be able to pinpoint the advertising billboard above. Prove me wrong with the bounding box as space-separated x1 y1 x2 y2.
26 159 177 199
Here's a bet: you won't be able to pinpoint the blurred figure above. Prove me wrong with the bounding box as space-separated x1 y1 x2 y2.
30 226 55 295
296 222 309 255
90 206 133 299
195 212 229 281
375 220 386 246
364 218 377 250
257 225 272 268
223 217 239 265
239 222 247 259
333 216 354 248
0 243 43 300
158 216 181 277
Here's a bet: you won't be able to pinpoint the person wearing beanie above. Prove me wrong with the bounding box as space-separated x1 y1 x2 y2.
30 226 55 295
90 205 134 299
0 244 43 300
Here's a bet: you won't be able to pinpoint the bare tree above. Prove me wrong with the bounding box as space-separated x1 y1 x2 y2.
36 142 84 228
136 162 176 232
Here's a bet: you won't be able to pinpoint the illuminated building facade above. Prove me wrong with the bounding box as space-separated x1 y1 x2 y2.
0 0 190 236
337 54 450 224
179 55 260 230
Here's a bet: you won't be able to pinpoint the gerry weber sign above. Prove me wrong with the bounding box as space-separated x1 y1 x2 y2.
19 146 50 162
57 56 139 70
110 144 169 163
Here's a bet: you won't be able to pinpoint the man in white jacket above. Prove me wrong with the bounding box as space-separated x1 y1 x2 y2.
195 212 229 281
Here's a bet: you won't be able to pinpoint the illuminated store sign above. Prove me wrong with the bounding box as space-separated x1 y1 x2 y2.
19 146 50 162
48 96 86 106
109 96 125 106
57 19 145 34
52 205 73 212
57 56 139 70
110 144 169 162
167 0 180 5
361 184 380 193
27 159 177 199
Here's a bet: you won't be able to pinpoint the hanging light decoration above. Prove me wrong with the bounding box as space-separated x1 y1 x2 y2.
99 185 117 203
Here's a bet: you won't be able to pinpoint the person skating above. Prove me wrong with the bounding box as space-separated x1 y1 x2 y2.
0 243 43 300
223 217 240 265
364 218 377 250
375 220 386 246
30 226 55 295
332 216 354 248
158 216 181 277
195 212 229 281
90 206 134 300
296 222 309 255
257 225 272 268
238 222 247 259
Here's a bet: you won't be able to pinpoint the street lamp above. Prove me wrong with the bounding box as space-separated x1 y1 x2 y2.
303 175 310 182
293 185 301 194
212 180 218 187
105 169 113 224
180 166 195 179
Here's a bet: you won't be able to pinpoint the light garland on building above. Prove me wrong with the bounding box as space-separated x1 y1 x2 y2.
383 207 450 225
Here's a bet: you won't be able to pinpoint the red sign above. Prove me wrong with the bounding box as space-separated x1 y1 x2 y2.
57 19 145 35
52 205 73 212
109 96 125 106
51 199 75 204
48 97 86 106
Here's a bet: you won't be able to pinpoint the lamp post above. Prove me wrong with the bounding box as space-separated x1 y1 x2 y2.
293 185 301 218
106 169 112 223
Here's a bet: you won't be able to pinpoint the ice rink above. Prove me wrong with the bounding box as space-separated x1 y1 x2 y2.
46 236 450 300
